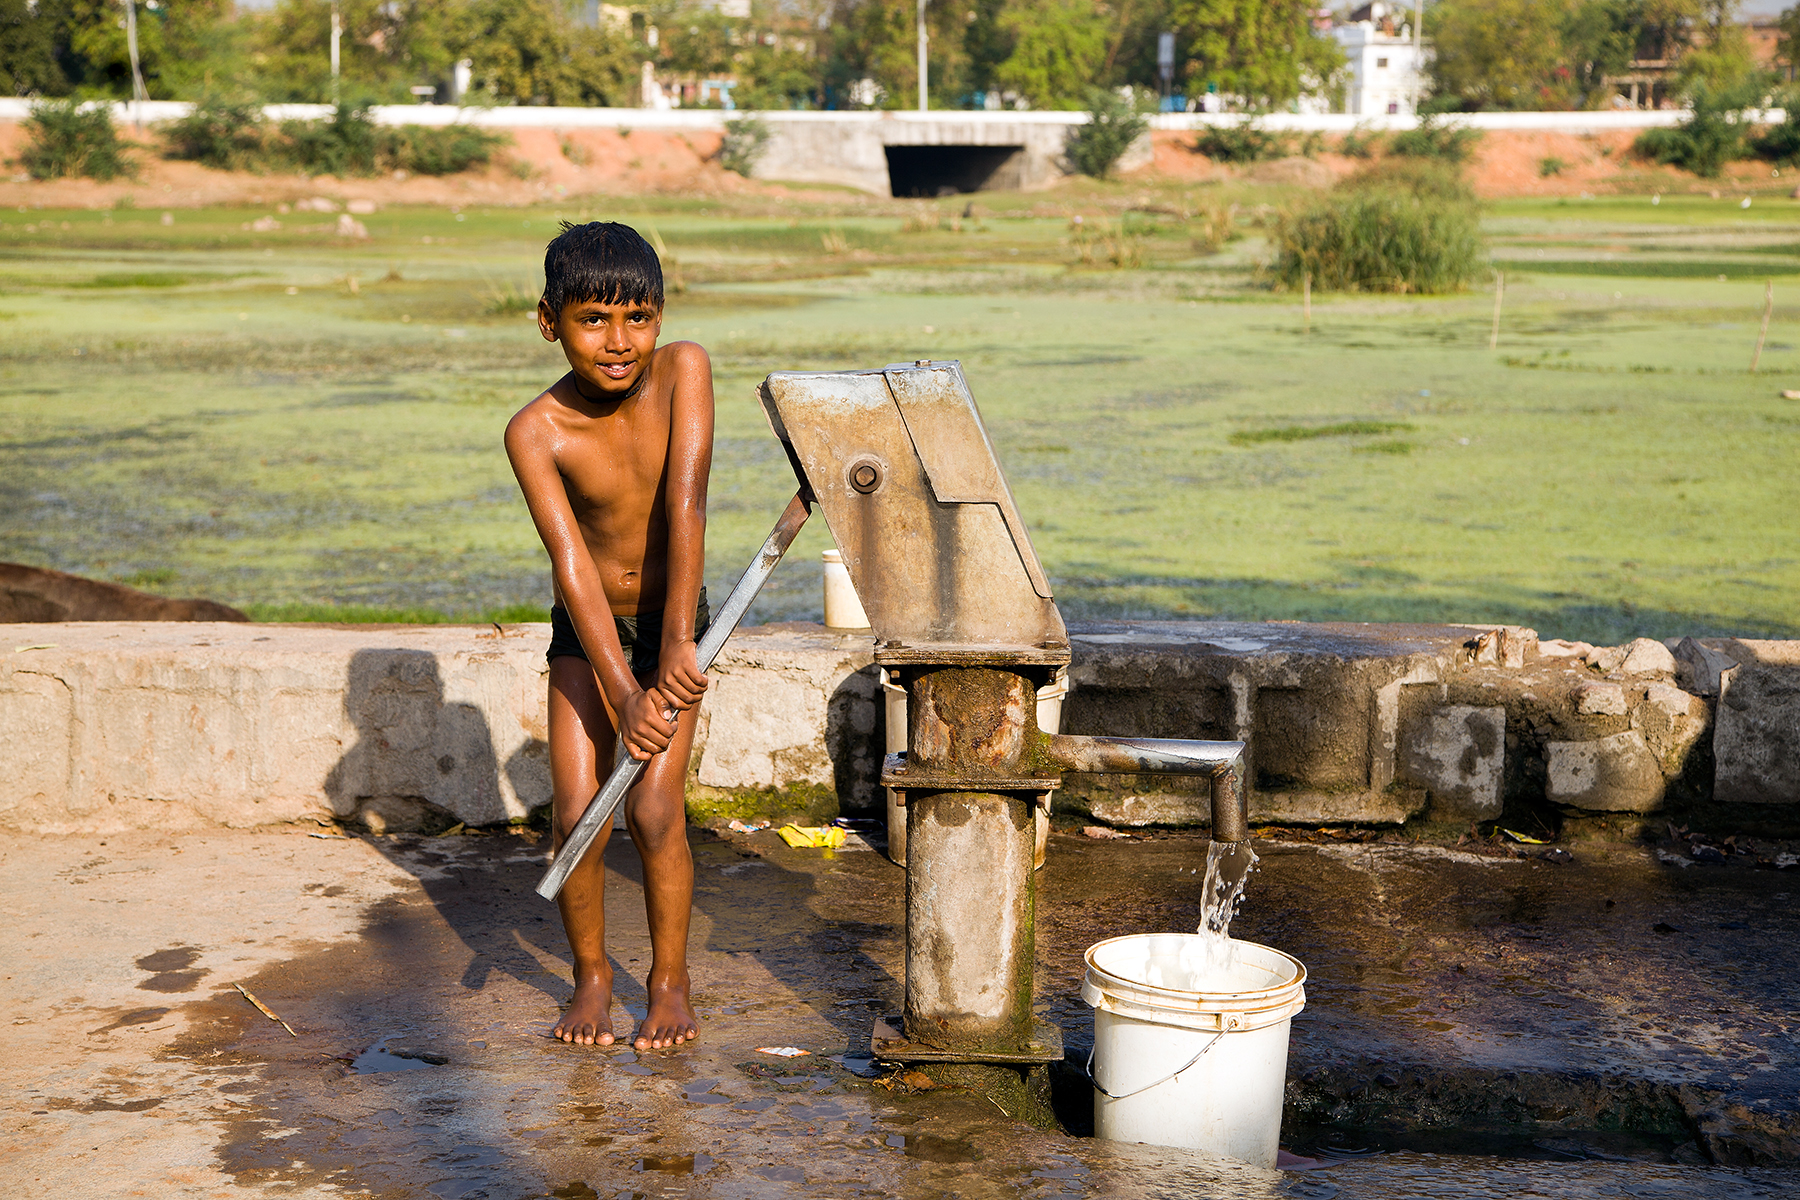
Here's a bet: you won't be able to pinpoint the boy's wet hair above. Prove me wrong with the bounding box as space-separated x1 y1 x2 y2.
542 221 664 316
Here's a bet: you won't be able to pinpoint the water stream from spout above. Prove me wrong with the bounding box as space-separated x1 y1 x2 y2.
1183 840 1260 985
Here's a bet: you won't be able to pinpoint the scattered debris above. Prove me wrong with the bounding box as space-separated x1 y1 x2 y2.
436 822 467 838
1657 849 1693 868
776 825 845 849
1082 826 1129 840
234 983 297 1036
726 818 771 834
1776 852 1798 870
12 643 57 653
1539 847 1574 864
754 1046 810 1057
1500 828 1549 845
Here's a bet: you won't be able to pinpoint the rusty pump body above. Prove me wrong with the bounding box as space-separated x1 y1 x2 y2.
761 362 1247 1069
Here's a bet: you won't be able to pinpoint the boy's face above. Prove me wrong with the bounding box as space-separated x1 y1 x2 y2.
540 297 663 401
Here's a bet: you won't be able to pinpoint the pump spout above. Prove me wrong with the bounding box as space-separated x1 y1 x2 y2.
1040 734 1248 843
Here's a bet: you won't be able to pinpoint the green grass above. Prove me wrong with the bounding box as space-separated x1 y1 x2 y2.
1229 420 1415 446
2 191 1798 644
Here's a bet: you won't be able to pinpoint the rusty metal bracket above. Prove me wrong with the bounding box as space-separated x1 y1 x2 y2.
881 752 1062 796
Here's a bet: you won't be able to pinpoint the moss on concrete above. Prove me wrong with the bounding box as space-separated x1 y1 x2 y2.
685 781 840 827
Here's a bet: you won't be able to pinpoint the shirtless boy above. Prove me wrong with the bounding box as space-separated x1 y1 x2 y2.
505 222 713 1050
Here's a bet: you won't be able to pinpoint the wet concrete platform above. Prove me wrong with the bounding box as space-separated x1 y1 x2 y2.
3 823 1797 1197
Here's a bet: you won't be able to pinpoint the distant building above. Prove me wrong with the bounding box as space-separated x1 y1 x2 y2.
1332 2 1427 116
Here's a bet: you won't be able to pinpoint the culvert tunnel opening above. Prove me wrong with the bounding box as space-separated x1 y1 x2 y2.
885 145 1026 197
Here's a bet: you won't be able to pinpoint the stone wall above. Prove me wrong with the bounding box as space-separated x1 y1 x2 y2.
1057 622 1764 827
1 619 1794 834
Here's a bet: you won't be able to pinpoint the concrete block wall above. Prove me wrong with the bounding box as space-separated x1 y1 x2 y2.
2 619 1794 834
0 621 877 835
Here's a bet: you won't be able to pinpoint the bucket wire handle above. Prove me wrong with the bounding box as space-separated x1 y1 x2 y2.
1085 1029 1226 1101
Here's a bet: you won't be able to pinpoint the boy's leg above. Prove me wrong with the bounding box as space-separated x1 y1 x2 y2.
624 698 703 1050
547 655 617 1045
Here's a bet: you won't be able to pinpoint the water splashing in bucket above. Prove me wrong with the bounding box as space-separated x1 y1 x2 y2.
1176 840 1261 986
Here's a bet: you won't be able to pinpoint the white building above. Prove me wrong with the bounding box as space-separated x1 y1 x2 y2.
1332 3 1428 116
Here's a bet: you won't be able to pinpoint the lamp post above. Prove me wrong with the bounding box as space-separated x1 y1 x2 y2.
916 0 928 112
1157 31 1175 112
121 0 148 113
1412 0 1423 114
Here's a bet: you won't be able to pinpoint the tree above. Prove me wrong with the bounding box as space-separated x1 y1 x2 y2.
1677 0 1758 93
994 0 1108 109
458 0 638 107
1777 4 1800 79
1428 0 1570 110
660 9 823 110
64 0 169 98
0 0 69 95
247 0 637 107
1066 84 1149 175
828 0 977 108
1561 0 1641 107
1166 0 1344 110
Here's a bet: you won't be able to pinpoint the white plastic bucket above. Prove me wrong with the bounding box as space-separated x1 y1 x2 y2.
884 667 1068 869
882 671 909 865
1081 934 1306 1168
1031 670 1069 870
821 549 869 630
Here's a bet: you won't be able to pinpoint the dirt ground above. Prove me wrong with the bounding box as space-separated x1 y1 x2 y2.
4 119 1793 212
3 822 1795 1197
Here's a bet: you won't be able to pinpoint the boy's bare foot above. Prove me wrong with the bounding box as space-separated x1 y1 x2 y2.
634 974 699 1050
552 975 615 1045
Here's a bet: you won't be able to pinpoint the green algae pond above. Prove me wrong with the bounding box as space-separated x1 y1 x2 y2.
2 191 1798 644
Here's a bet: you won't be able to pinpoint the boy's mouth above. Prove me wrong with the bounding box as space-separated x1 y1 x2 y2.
597 361 635 380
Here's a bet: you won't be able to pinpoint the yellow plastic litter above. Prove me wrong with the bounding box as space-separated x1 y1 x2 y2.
777 824 846 849
1501 828 1549 845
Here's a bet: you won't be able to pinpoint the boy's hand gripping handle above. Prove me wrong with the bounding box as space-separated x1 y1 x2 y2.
536 491 813 901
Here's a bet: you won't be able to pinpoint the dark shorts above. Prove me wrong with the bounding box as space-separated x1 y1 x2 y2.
547 587 710 677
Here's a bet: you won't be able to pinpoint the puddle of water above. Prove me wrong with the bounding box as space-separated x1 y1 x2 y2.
829 1053 884 1077
681 1079 732 1105
135 945 208 992
423 1144 506 1198
353 1041 449 1073
903 1133 982 1163
637 1151 714 1174
91 1006 171 1034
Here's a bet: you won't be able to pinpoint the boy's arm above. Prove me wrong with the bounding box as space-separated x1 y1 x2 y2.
504 402 677 759
654 342 716 711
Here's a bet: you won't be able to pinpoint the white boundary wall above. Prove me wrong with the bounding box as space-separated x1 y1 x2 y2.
0 97 1750 133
